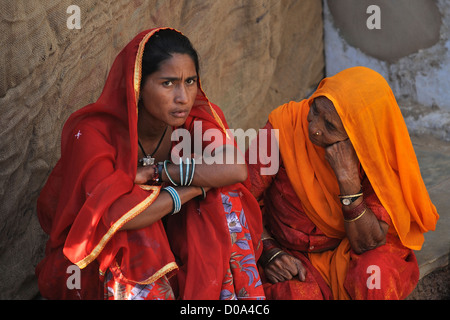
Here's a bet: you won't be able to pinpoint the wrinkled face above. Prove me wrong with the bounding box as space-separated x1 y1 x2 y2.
307 96 348 148
139 53 198 127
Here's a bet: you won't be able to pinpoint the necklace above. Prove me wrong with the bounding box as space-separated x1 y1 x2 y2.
138 126 168 166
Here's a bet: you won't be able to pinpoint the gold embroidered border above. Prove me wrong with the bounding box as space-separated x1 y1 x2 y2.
111 260 178 285
75 186 160 269
133 30 158 109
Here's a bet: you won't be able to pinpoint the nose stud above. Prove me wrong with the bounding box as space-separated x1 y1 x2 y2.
315 131 320 136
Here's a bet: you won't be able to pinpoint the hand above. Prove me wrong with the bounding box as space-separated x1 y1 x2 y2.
264 250 307 284
325 139 359 185
135 166 155 185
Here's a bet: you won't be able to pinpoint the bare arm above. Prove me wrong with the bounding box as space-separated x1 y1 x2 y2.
164 145 248 188
120 185 203 231
122 144 243 231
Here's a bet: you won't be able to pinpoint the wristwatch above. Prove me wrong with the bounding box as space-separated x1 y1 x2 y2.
340 195 361 206
339 189 363 206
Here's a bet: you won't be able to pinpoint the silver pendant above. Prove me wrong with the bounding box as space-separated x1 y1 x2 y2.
141 156 155 167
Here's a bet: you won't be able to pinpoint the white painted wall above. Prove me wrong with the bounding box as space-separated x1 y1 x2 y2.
323 0 450 141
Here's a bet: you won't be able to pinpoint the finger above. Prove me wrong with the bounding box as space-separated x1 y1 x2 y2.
266 263 290 282
293 259 307 282
280 255 300 277
265 269 282 284
268 258 297 282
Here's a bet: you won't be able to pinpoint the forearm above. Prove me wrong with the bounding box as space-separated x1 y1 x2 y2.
120 186 203 231
339 179 388 254
164 146 248 187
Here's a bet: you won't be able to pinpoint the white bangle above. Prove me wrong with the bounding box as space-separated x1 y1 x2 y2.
185 158 190 186
187 158 195 186
179 157 184 186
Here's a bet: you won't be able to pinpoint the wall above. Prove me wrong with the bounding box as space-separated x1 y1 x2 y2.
324 0 450 141
0 0 324 299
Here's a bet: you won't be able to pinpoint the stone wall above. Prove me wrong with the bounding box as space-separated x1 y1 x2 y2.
324 0 450 141
0 0 324 299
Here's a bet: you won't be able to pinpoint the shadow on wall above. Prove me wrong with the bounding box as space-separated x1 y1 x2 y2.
327 0 441 63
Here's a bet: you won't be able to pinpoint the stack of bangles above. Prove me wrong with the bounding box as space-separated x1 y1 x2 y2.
163 158 196 187
162 186 181 215
155 158 206 215
259 237 287 268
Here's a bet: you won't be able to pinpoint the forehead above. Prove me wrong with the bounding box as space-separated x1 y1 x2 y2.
313 96 346 128
315 96 340 116
156 53 196 74
314 96 336 112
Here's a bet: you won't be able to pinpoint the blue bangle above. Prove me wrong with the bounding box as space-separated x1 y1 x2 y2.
163 186 181 215
164 160 178 186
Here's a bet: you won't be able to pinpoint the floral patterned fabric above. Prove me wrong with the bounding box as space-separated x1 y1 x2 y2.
219 191 265 300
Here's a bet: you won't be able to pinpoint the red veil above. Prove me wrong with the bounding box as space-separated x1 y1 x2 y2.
36 28 263 300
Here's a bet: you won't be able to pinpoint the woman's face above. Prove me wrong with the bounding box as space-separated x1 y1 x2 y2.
307 96 348 148
140 53 198 127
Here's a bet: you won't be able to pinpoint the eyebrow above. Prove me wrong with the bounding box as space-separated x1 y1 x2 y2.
158 75 198 81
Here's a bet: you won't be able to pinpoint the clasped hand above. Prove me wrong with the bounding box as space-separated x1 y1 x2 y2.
264 249 307 284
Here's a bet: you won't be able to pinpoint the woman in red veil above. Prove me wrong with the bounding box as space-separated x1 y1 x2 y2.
36 28 264 300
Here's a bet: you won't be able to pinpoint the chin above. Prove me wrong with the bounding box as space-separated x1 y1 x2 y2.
170 118 188 128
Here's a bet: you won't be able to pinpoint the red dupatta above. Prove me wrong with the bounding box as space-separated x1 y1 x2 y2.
36 28 225 299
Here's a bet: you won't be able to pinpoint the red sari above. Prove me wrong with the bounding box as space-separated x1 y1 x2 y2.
36 28 264 300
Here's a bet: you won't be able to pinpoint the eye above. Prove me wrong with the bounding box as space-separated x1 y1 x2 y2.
186 78 197 86
325 120 336 131
162 80 173 87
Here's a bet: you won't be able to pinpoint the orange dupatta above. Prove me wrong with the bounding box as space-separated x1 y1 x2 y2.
268 66 438 298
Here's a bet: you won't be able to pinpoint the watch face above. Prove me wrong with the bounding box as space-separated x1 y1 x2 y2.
342 198 352 206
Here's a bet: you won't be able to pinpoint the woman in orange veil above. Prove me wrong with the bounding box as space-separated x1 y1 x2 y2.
36 28 264 300
246 67 438 300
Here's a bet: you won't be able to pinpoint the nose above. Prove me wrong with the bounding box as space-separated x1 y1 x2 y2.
308 117 321 137
175 84 189 104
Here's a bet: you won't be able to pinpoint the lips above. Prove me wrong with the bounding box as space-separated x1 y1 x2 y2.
171 109 189 118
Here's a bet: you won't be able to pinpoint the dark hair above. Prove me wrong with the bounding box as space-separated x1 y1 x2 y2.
140 29 200 90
